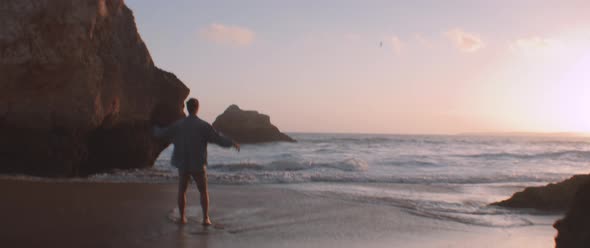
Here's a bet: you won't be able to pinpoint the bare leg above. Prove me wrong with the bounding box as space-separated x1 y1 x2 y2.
192 168 211 226
177 170 190 224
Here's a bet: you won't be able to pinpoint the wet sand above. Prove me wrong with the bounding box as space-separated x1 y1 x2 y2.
0 179 558 248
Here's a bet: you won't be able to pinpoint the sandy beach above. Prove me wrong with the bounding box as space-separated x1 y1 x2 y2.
0 179 560 248
2 1 587 247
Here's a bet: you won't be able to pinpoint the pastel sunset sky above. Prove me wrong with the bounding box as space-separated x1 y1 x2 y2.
126 0 590 134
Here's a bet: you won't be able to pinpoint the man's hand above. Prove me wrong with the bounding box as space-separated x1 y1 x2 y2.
233 142 240 152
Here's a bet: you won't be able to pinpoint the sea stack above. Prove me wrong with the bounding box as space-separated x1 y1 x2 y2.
491 174 590 211
0 0 189 176
212 105 295 144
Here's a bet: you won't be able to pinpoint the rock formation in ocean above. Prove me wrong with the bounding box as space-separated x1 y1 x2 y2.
554 182 590 248
491 174 590 211
212 105 295 144
0 0 189 176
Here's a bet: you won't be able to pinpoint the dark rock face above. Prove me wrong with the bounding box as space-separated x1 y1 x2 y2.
491 174 590 211
212 105 295 144
554 182 590 248
0 0 189 176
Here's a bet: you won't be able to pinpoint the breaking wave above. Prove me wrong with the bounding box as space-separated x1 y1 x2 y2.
458 150 590 161
210 157 369 173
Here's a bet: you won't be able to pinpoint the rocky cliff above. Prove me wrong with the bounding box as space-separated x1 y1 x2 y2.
554 182 590 248
491 174 590 211
0 0 189 176
212 105 295 144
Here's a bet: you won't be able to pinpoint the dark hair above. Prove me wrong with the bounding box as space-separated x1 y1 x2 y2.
186 98 199 114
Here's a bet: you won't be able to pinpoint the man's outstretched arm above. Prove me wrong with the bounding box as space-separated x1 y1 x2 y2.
207 126 240 151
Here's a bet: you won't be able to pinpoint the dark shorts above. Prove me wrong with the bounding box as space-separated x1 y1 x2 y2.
178 167 208 191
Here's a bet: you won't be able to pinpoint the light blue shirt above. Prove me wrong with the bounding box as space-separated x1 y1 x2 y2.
154 115 234 172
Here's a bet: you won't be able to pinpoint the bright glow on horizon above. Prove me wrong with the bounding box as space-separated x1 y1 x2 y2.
472 28 590 134
551 49 590 132
127 0 590 134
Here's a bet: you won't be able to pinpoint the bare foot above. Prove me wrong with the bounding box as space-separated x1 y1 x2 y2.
178 217 188 225
202 217 212 226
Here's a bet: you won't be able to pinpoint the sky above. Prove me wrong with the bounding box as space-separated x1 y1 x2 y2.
126 0 590 134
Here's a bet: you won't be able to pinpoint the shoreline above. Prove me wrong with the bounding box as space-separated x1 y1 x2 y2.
0 179 559 248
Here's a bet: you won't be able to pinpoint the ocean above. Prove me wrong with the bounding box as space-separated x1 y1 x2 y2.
91 133 590 228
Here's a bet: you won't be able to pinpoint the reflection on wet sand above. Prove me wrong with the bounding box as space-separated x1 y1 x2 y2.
0 180 557 248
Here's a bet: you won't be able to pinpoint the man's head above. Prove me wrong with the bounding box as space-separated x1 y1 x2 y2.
186 98 199 115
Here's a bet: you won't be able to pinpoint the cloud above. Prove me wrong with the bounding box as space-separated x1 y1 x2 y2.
390 36 403 54
200 23 255 46
414 34 432 48
445 28 485 52
510 36 562 53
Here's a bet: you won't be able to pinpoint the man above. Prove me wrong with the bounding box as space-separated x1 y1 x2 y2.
154 98 240 225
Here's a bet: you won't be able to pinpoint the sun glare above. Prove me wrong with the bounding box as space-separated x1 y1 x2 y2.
550 49 590 132
481 34 590 134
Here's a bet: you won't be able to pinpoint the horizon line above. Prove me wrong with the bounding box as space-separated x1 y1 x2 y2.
283 130 590 137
